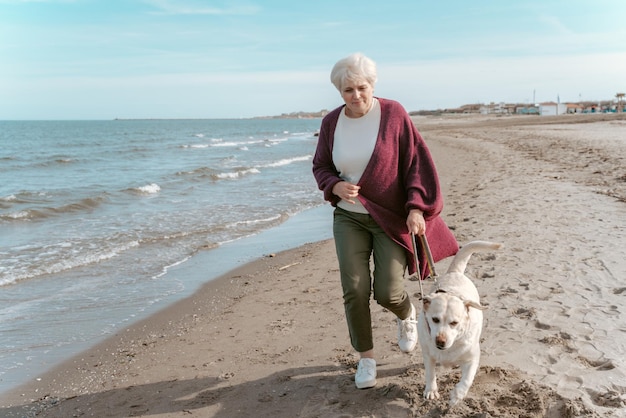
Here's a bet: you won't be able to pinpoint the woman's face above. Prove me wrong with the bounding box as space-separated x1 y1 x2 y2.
340 78 374 118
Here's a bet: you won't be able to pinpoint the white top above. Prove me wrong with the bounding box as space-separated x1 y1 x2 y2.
332 98 381 213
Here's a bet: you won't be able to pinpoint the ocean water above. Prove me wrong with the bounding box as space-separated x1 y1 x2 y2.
0 118 332 395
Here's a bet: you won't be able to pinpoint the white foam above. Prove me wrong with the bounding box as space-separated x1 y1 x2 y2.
262 155 311 168
229 214 282 227
215 168 260 179
3 210 30 220
136 183 161 194
211 140 265 147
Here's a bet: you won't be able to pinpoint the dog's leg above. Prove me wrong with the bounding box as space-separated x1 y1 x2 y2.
449 357 479 407
423 356 440 400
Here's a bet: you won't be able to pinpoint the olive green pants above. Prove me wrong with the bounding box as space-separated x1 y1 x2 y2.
333 207 412 352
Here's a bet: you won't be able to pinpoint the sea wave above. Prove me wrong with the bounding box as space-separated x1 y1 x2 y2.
228 214 283 226
174 153 311 184
181 135 289 151
175 165 259 181
28 157 78 169
217 213 289 245
0 240 141 287
261 155 312 168
0 195 108 222
127 183 161 195
0 195 17 210
181 138 223 148
210 139 267 147
0 210 31 221
175 166 217 178
265 138 288 144
213 168 260 180
0 191 49 205
152 256 192 280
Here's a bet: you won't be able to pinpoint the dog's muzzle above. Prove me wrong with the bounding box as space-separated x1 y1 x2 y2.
435 336 447 350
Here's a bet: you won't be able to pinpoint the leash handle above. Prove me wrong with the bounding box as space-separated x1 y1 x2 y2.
419 234 438 279
410 233 425 300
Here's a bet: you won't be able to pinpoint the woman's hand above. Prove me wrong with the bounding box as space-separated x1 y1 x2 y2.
406 209 426 236
332 181 360 204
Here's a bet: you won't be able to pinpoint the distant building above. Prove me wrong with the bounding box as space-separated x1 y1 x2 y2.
515 105 539 115
566 103 584 114
479 102 516 114
539 102 567 116
410 97 620 116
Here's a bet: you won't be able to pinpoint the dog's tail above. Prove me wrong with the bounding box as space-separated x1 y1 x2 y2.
446 241 503 275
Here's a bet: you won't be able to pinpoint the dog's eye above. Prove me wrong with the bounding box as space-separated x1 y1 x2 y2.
450 321 459 327
432 318 440 324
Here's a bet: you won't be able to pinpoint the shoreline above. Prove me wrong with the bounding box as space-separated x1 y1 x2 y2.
0 204 333 398
2 114 625 417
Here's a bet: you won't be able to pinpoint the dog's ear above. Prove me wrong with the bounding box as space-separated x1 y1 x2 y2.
464 300 487 311
423 296 431 311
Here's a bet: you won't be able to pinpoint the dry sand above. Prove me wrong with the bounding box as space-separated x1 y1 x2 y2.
1 113 625 417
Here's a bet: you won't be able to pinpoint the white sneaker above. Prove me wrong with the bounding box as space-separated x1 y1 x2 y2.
355 358 377 389
397 303 418 353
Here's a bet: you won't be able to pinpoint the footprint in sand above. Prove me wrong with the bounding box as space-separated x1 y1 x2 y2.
511 307 536 320
612 287 626 295
586 387 626 409
576 356 616 371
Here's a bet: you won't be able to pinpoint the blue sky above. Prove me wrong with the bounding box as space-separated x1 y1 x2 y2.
1 0 625 119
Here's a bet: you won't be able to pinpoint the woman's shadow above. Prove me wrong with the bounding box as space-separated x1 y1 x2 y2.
1 363 414 417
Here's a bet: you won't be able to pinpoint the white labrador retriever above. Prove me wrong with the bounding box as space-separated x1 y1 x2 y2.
417 240 502 407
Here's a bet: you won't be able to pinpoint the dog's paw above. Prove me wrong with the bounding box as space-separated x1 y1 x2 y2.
423 388 440 400
449 387 468 407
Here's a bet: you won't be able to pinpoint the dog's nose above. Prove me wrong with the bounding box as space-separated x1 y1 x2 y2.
436 336 446 349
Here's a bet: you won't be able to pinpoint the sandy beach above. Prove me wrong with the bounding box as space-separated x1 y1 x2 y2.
1 113 625 417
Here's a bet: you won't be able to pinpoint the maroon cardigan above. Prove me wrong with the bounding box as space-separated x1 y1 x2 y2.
312 98 458 277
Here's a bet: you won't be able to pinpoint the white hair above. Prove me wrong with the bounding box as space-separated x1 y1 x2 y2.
330 52 377 91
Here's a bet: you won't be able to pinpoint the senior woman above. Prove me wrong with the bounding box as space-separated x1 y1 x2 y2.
312 53 458 389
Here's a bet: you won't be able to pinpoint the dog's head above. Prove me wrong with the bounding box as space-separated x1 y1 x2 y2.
422 293 486 350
